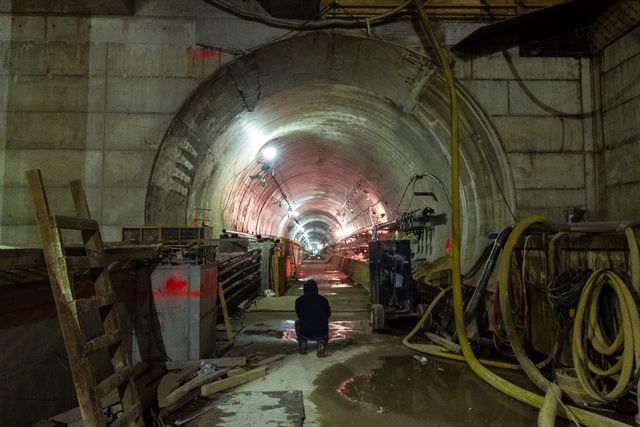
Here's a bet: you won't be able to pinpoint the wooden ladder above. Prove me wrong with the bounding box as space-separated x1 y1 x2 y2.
27 169 143 427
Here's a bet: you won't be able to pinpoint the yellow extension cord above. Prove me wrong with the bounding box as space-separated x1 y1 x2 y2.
410 2 633 425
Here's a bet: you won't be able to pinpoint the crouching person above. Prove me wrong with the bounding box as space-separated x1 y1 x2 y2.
295 279 331 357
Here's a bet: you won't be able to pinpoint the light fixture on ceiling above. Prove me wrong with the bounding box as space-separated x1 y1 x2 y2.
262 146 277 160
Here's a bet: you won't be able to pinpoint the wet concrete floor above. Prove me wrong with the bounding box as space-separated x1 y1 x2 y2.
223 261 545 426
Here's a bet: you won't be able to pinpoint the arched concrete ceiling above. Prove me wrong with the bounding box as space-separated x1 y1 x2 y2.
146 32 515 265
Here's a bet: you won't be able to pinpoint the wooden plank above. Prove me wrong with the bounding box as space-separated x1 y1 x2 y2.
51 214 99 231
254 354 287 367
173 394 233 426
84 330 122 355
162 357 246 371
157 367 198 404
218 282 234 343
226 368 245 377
70 293 116 315
96 366 131 398
109 402 142 427
49 388 120 425
158 368 229 408
64 256 107 271
201 366 266 397
135 366 165 410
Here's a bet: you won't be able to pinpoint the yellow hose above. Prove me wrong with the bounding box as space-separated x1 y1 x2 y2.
402 286 552 371
625 227 640 292
497 216 568 427
572 269 640 402
413 2 629 425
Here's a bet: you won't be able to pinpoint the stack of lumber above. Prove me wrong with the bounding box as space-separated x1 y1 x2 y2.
47 354 288 426
216 249 261 317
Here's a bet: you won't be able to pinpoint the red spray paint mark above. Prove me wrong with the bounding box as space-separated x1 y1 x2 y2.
186 46 222 59
160 277 201 298
445 238 451 254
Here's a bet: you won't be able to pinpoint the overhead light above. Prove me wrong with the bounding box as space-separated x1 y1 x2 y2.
262 146 277 160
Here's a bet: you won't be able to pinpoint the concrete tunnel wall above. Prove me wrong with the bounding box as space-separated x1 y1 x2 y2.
0 0 622 257
145 31 516 264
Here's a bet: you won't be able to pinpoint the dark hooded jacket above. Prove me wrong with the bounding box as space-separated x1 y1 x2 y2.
295 279 331 338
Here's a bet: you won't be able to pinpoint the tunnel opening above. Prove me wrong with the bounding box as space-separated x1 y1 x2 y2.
146 32 515 267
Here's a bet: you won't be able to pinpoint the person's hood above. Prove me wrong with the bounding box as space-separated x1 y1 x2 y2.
303 279 318 296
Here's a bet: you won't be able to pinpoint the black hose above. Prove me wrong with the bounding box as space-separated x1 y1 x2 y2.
464 242 493 278
463 226 514 323
547 268 592 308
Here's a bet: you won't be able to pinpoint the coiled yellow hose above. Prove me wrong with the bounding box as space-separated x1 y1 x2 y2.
572 269 640 403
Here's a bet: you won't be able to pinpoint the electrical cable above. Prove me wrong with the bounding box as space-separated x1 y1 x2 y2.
463 242 492 278
200 0 413 31
547 268 592 308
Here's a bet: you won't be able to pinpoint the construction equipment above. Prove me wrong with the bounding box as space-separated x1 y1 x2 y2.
27 169 143 427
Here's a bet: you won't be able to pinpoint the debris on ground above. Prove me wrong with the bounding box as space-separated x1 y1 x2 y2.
45 354 292 426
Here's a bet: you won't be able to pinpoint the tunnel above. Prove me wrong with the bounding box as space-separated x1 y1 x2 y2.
145 32 515 265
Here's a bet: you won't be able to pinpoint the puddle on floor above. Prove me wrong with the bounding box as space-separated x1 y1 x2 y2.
311 350 542 427
242 320 371 344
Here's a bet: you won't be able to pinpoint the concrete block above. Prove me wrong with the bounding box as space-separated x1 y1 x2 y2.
8 42 47 75
107 43 220 78
102 187 147 225
103 150 155 187
452 54 472 80
516 188 585 209
0 224 40 246
0 112 6 145
5 112 104 149
3 149 103 187
473 48 580 80
602 53 640 110
602 25 640 73
605 141 640 186
6 76 106 112
126 18 196 45
106 77 196 113
104 113 172 150
508 152 584 189
6 16 46 41
45 16 91 42
137 0 227 17
45 42 106 76
461 80 508 115
0 75 8 107
606 183 640 221
492 116 583 152
514 206 569 224
196 17 287 51
508 80 581 116
0 42 9 75
0 15 9 41
438 21 483 47
0 185 102 225
87 17 126 43
100 225 120 242
603 95 640 148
